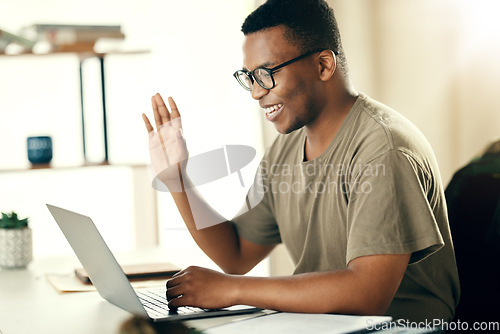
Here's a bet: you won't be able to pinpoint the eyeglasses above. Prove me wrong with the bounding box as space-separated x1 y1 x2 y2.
233 49 337 91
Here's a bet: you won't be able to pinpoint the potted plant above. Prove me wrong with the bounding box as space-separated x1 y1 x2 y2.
0 211 32 269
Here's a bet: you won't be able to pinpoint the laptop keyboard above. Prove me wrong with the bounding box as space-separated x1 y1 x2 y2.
136 287 205 318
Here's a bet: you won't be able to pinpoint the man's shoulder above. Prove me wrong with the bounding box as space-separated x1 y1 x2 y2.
351 93 433 161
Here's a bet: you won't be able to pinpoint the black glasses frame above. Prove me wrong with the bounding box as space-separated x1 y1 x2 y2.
233 49 338 91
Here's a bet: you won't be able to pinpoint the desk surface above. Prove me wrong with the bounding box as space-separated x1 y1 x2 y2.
0 249 260 334
1 255 131 333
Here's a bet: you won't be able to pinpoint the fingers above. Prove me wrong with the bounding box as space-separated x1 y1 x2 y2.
168 295 186 309
166 284 183 302
166 276 186 309
165 267 226 310
166 275 179 289
142 113 154 133
170 268 185 279
149 93 181 132
153 93 171 122
151 94 167 131
168 96 181 119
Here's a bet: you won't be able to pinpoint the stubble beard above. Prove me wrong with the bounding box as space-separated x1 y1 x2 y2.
279 79 320 134
282 98 320 135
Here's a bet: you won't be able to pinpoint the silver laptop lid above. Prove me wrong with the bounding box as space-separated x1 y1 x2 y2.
46 204 148 318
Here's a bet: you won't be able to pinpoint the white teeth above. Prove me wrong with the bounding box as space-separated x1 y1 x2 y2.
264 104 283 115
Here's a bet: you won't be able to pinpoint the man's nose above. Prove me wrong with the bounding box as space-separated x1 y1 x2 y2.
250 82 269 100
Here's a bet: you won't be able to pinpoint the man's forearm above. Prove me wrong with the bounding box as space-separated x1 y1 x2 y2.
169 184 244 273
232 270 388 315
231 253 410 315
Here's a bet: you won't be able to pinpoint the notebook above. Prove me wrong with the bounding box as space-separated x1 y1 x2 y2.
46 204 261 322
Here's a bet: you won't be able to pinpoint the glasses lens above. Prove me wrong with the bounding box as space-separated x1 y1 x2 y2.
254 68 274 90
235 71 253 91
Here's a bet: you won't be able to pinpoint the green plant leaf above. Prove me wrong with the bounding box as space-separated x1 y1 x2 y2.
0 211 29 229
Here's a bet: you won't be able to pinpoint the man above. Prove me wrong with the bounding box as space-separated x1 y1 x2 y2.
142 0 459 322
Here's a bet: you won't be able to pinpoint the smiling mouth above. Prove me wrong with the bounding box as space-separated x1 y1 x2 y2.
264 103 283 121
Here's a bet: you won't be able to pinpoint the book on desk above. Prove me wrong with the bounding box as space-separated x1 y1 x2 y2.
75 262 181 284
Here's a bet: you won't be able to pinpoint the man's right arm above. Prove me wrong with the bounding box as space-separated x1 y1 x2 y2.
143 93 274 274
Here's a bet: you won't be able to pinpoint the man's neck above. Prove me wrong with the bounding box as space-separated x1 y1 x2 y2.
303 87 358 161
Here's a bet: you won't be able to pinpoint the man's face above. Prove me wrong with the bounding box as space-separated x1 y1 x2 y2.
242 26 323 134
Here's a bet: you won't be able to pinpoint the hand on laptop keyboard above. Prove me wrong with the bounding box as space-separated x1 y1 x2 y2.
166 266 238 310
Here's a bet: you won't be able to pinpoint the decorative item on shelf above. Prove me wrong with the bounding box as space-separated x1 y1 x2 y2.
29 24 125 53
0 212 32 269
27 135 52 166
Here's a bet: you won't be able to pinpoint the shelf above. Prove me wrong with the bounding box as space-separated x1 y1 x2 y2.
1 49 149 164
0 162 149 174
0 49 149 60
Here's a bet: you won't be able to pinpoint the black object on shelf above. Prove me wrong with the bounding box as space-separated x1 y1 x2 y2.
78 54 109 162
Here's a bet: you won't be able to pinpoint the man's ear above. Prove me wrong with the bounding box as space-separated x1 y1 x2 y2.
318 50 336 81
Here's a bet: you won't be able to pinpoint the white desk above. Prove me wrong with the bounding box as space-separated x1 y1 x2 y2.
1 255 131 333
0 249 265 334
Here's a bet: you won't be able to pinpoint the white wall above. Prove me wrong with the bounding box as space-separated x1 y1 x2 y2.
0 0 265 266
1 0 262 167
333 0 500 184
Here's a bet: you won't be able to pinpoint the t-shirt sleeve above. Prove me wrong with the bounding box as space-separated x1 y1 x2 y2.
346 149 444 265
232 162 282 245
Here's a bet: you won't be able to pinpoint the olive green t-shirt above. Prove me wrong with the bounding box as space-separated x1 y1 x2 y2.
232 93 460 322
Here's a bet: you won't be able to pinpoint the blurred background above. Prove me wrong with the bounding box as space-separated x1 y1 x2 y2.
1 0 499 275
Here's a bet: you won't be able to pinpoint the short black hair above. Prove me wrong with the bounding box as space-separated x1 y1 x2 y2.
241 0 347 73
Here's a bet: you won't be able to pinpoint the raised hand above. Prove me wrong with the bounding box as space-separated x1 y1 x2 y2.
142 93 189 192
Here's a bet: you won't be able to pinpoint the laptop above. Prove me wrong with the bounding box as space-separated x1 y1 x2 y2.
46 204 261 322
